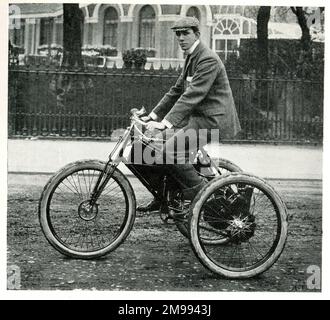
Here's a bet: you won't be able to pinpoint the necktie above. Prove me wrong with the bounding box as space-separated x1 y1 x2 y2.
184 54 191 75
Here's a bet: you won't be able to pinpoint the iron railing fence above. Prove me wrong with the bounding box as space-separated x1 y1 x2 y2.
8 64 323 143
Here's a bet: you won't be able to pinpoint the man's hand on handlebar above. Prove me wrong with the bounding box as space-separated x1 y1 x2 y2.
146 121 166 131
140 115 152 122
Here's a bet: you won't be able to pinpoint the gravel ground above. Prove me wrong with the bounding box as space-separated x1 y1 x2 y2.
7 173 322 292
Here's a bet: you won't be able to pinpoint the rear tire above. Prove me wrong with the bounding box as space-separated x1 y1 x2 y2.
189 173 288 279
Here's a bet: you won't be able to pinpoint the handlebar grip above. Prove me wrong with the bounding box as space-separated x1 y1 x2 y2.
130 106 149 126
131 106 147 117
131 115 148 126
130 108 139 115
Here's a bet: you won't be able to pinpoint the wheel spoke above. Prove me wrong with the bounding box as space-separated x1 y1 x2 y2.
69 173 84 198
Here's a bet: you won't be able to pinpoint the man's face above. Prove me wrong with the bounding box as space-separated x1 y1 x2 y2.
175 28 199 52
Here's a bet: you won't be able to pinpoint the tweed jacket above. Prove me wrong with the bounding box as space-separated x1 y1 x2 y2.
152 42 241 139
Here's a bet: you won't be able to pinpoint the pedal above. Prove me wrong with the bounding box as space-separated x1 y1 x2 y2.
167 208 187 221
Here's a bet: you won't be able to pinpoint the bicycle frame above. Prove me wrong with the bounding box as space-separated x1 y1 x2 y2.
89 108 224 206
89 111 153 205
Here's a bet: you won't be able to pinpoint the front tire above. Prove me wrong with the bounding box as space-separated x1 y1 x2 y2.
39 160 136 259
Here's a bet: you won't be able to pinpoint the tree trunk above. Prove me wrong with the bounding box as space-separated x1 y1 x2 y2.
291 7 311 51
50 4 94 123
62 4 83 68
257 6 271 73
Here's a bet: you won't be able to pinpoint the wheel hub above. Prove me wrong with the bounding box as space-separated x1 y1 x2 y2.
226 214 256 243
232 217 245 229
78 200 98 221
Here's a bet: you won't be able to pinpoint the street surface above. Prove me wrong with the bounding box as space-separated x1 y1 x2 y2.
7 173 322 292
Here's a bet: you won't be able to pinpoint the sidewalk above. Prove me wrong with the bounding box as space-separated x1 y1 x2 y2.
7 138 323 180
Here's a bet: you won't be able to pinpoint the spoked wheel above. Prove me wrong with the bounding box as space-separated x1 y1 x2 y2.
175 158 242 243
189 173 288 279
39 160 136 259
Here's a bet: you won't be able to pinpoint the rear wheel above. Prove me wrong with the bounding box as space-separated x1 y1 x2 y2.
39 160 136 259
189 173 288 279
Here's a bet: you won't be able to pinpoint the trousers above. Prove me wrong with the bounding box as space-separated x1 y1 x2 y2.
126 117 217 200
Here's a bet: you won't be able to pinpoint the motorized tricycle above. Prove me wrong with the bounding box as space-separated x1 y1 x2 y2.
39 107 288 279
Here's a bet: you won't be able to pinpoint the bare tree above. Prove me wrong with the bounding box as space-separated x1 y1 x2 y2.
290 7 311 51
273 7 291 23
62 4 84 68
50 4 93 117
257 6 271 72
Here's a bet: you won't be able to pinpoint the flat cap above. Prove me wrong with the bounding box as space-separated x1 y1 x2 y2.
171 16 200 31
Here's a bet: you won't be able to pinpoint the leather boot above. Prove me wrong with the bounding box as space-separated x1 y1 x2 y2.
137 198 161 212
168 181 206 219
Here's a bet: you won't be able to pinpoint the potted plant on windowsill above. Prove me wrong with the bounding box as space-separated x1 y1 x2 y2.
11 44 25 55
81 45 100 57
9 43 25 65
99 45 118 57
122 48 147 69
81 45 118 57
33 43 62 65
140 47 157 58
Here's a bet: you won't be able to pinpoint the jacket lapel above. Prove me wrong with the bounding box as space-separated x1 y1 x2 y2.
183 41 203 78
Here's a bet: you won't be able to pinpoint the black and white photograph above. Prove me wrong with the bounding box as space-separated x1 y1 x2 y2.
3 0 328 300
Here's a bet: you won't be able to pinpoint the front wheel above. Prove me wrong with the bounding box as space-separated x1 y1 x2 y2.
39 160 136 259
189 173 288 279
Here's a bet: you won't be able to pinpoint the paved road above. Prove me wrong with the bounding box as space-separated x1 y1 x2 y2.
8 138 322 180
7 173 322 292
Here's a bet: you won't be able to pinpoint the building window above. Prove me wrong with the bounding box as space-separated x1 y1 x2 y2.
103 7 118 47
213 18 240 60
243 20 250 34
11 19 25 47
214 18 240 35
55 16 63 46
186 6 201 22
40 18 54 45
138 5 155 49
80 10 85 45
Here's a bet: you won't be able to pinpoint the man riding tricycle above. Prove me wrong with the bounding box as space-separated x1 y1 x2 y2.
38 17 287 279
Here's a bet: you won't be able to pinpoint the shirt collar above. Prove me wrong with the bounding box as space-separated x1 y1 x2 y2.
186 39 200 55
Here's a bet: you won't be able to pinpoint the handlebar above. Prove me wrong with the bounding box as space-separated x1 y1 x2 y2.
131 114 148 126
130 107 148 126
129 107 164 143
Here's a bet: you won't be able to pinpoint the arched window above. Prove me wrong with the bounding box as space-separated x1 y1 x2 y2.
213 18 240 61
103 7 118 47
214 19 240 35
138 5 155 49
186 6 201 22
